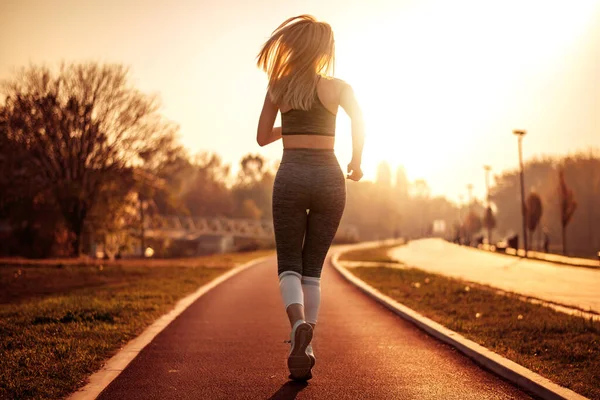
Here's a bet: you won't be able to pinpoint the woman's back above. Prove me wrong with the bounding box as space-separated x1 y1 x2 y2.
280 79 337 137
277 78 353 150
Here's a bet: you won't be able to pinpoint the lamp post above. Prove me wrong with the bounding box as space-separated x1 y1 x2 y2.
513 129 528 257
484 165 492 244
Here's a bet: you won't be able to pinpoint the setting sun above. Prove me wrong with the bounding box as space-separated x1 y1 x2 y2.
331 0 599 196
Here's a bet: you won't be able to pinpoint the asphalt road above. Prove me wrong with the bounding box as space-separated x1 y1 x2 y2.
98 253 532 399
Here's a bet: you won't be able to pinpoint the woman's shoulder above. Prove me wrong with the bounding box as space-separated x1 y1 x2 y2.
321 76 350 89
319 76 353 100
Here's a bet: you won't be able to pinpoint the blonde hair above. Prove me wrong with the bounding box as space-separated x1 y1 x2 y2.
257 15 335 111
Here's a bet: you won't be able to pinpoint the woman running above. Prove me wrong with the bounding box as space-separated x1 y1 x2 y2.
256 15 365 381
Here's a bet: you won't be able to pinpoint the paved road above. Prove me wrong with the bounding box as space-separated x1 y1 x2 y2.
389 239 600 313
98 253 531 399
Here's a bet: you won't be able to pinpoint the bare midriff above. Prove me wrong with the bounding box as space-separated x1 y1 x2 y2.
282 135 335 150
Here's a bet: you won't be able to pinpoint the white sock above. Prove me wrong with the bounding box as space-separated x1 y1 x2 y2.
302 276 321 324
279 271 303 309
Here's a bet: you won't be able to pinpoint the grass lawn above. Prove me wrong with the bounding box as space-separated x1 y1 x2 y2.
0 251 271 400
341 246 600 399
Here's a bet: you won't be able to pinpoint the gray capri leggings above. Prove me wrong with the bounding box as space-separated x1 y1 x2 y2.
272 149 346 278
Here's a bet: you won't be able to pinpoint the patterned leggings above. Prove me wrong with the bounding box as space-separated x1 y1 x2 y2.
272 149 346 278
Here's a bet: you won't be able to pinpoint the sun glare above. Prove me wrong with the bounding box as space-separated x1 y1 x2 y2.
333 0 599 187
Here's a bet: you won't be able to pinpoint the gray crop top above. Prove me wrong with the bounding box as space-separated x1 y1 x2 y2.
281 92 336 136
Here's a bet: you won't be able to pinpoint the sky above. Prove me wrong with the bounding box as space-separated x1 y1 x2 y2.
1 0 599 203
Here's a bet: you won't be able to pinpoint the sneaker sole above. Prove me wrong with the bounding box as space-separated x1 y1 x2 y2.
287 323 313 381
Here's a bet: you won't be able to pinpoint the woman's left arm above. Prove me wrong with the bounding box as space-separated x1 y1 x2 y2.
257 93 282 147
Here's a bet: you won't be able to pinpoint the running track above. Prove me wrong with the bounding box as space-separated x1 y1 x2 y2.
98 253 531 399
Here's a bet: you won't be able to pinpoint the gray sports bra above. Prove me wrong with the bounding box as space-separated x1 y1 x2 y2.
281 91 336 137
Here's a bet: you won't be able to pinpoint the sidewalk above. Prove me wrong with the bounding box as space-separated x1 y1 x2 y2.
388 239 600 313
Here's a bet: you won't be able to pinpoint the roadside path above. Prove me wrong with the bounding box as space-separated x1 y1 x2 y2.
389 239 600 313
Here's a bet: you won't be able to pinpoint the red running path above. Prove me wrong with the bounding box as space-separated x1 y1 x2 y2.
98 254 531 399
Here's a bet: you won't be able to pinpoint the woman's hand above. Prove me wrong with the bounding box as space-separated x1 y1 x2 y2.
347 159 363 181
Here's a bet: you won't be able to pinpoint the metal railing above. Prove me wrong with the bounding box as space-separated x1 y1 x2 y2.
143 216 274 240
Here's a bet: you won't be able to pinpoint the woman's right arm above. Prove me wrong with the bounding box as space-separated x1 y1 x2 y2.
257 93 281 147
339 81 365 181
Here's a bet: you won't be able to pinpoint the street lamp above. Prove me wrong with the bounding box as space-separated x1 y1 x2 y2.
513 129 528 257
484 165 492 244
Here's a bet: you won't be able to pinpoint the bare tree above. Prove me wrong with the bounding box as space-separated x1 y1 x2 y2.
526 192 543 250
238 154 266 186
464 211 482 245
482 206 497 245
1 63 178 256
557 167 577 255
233 154 275 219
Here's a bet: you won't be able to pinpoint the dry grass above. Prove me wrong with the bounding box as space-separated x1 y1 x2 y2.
0 250 273 304
0 251 271 400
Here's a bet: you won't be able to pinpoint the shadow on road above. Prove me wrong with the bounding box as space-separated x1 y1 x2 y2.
267 380 309 399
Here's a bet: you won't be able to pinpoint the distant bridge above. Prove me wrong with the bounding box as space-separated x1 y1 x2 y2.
142 215 358 241
143 216 274 240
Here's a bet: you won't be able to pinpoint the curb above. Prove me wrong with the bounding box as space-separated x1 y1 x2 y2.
331 248 588 400
476 243 599 270
68 255 270 400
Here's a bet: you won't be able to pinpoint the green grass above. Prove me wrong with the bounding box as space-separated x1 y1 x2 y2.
0 251 270 400
344 261 599 399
